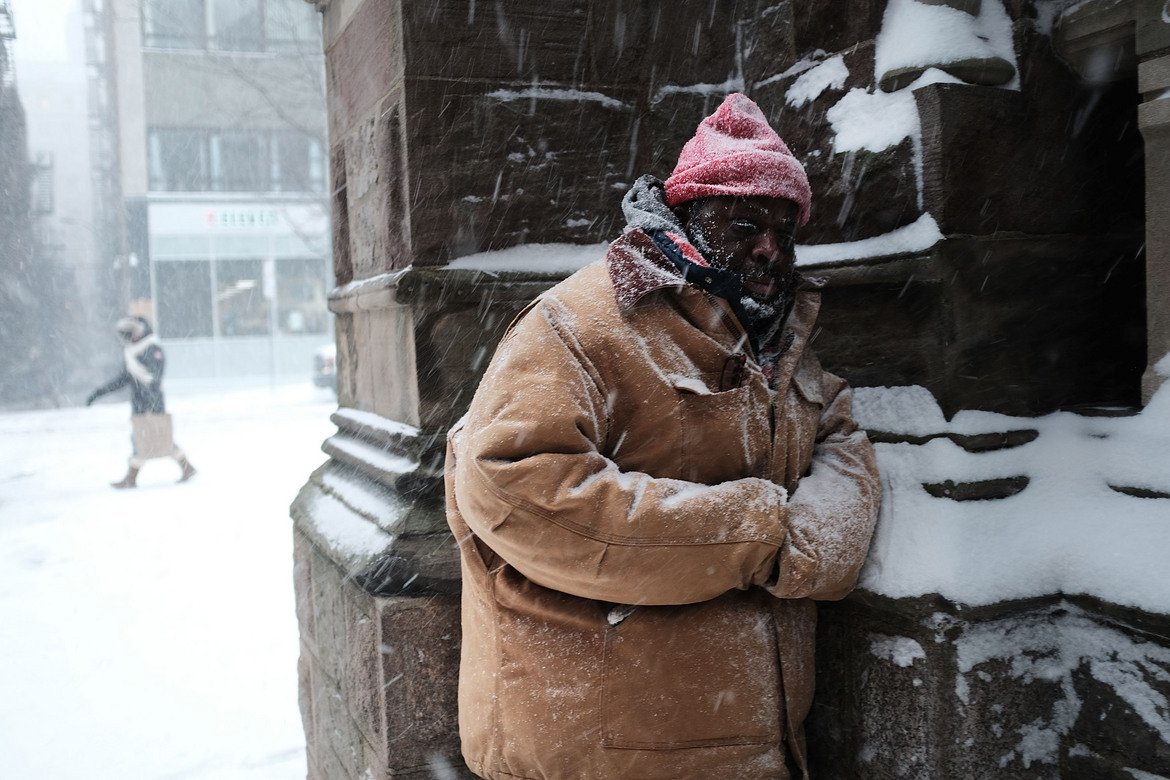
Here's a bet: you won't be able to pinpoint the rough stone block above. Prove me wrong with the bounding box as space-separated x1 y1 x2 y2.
915 68 1144 237
353 306 420 426
335 314 356 408
343 587 384 752
740 1 797 86
813 271 948 394
313 683 366 780
416 303 534 433
330 143 353 286
325 0 405 141
378 595 463 775
310 544 351 685
403 78 636 265
344 98 412 280
294 528 316 647
810 231 1145 417
298 648 316 768
752 42 921 244
1137 0 1170 56
811 596 1170 778
792 0 886 55
401 1 740 89
1071 662 1170 775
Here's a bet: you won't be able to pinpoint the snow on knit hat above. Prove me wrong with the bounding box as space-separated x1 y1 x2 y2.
664 93 812 227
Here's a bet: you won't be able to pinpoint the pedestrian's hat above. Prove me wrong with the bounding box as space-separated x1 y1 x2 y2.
664 93 812 226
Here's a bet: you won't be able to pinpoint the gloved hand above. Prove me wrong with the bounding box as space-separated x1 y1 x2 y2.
85 391 98 406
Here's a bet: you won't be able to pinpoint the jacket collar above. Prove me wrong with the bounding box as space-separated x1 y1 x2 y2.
606 229 688 313
606 228 823 342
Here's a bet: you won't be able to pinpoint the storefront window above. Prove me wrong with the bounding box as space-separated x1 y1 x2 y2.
276 258 330 335
216 259 270 337
156 261 213 338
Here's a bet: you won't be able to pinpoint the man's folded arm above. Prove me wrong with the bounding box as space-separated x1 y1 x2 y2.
453 301 788 607
763 372 881 602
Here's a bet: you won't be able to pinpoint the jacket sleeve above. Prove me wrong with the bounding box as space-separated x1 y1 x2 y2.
89 370 130 401
451 299 788 607
763 371 881 601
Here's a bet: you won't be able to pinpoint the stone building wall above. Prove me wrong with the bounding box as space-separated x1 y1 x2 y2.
294 0 1170 777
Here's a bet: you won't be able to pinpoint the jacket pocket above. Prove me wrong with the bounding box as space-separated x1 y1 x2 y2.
676 382 770 484
601 591 781 750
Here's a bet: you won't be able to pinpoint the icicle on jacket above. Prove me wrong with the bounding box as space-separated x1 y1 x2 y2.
446 222 881 780
89 334 167 414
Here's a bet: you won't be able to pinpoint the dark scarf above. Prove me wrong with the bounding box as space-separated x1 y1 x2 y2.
622 175 797 357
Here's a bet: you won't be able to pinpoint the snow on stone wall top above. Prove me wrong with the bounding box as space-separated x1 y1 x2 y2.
875 0 1019 88
796 213 943 266
446 242 609 274
442 214 942 277
853 376 1170 614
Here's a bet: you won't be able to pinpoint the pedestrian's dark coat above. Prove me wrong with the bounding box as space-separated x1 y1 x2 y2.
89 328 167 414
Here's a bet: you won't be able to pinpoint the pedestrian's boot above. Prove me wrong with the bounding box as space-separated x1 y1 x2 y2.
111 466 140 489
178 457 197 483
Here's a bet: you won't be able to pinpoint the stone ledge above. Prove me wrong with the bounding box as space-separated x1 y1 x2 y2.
328 266 571 314
812 590 1170 777
292 474 460 595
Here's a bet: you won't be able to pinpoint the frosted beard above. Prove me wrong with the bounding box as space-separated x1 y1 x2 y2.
683 222 798 351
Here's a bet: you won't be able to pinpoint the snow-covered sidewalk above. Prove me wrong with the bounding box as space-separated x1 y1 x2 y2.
0 383 337 779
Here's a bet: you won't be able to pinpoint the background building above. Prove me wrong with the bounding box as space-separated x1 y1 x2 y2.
1 0 86 407
91 0 332 382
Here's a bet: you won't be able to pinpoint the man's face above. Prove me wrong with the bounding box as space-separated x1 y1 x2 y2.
677 196 800 304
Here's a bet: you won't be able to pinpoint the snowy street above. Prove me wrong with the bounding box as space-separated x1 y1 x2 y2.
0 383 337 779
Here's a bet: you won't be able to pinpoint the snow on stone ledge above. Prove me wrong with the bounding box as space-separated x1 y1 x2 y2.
307 491 392 558
486 87 628 111
785 55 849 108
870 634 926 667
875 0 1019 88
334 407 420 439
856 377 1170 615
446 242 609 275
796 213 943 266
852 385 949 436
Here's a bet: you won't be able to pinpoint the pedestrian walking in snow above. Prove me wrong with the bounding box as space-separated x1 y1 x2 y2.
445 93 881 779
86 316 196 489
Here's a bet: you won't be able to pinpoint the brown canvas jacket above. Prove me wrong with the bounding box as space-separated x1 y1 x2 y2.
445 229 881 780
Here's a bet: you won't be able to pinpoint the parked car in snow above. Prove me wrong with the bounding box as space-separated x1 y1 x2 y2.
313 344 337 391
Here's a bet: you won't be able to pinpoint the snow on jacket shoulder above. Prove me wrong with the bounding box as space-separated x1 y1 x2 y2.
446 229 881 780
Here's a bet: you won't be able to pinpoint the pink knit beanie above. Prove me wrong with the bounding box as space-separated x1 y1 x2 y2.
664 93 812 227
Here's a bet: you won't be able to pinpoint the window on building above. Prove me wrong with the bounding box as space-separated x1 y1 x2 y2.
143 0 205 49
208 0 264 52
142 0 322 52
272 132 325 193
264 0 321 52
216 259 270 337
149 129 209 192
276 258 330 335
211 132 268 192
156 261 213 338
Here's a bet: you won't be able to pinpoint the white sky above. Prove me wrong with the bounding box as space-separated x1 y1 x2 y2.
10 0 82 65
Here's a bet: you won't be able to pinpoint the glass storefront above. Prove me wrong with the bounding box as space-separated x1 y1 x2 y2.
148 201 332 379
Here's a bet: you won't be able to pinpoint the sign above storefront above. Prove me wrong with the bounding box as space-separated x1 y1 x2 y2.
149 202 329 237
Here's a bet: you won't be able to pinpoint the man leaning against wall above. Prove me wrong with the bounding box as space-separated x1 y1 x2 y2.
445 93 882 780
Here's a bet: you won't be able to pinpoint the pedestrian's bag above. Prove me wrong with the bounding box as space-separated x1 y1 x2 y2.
131 413 174 459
